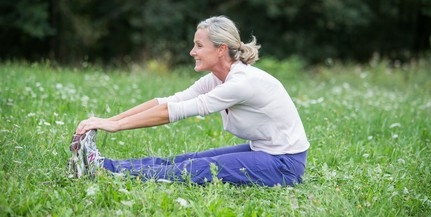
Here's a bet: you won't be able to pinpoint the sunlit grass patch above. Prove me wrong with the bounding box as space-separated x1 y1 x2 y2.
0 59 430 216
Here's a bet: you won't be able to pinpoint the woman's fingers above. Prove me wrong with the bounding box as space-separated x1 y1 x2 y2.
75 117 120 134
76 117 98 134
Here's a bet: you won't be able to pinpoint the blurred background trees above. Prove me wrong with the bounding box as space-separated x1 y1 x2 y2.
1 0 430 66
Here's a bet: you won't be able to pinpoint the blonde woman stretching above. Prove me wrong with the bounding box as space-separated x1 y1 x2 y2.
68 15 310 187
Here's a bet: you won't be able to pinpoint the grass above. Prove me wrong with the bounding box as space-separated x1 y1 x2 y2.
0 58 430 216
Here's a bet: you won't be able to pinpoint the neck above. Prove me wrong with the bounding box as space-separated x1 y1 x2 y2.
212 60 236 82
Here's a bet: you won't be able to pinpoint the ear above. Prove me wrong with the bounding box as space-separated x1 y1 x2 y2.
218 44 228 57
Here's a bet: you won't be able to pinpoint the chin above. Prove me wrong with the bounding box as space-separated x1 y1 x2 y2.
194 65 205 72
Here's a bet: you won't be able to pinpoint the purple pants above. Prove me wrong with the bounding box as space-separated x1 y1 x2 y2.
103 144 307 187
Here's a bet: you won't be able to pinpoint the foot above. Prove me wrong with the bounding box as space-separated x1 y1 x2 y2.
67 130 104 178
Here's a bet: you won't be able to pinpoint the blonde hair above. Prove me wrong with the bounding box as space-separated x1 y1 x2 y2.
197 16 261 65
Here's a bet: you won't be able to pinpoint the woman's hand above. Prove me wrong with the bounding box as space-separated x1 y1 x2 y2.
76 117 120 135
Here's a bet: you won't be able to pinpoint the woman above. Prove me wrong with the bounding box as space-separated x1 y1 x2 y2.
68 16 310 187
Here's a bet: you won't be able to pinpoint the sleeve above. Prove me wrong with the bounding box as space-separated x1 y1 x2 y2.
167 74 253 122
156 73 219 104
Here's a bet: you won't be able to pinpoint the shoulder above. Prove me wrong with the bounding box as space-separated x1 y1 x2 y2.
222 67 256 99
228 63 272 84
192 73 222 89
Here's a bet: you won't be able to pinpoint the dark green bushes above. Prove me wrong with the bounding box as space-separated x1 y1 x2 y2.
1 0 430 66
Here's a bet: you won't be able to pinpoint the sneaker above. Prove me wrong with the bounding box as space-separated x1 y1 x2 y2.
67 130 104 178
67 133 85 178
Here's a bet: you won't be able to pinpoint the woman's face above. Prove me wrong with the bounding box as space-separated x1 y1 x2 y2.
189 28 221 72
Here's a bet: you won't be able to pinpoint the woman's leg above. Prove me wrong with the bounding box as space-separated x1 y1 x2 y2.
195 150 307 186
171 143 251 163
105 148 307 187
102 144 251 174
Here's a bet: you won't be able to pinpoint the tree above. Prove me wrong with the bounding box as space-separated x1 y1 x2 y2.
0 0 430 65
0 0 53 59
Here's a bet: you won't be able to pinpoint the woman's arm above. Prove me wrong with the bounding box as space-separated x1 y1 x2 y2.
117 103 169 130
76 99 170 134
75 74 216 134
108 98 159 121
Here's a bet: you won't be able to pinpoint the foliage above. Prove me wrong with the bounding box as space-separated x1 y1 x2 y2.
0 0 430 66
0 0 54 59
0 59 430 216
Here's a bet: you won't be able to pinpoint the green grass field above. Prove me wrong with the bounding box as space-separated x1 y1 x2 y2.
1 58 430 216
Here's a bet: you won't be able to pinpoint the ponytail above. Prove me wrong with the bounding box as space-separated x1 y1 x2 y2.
237 36 260 65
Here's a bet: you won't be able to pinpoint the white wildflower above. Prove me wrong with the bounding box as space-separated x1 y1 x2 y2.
332 86 342 94
375 166 382 174
290 195 299 210
55 121 64 125
403 187 409 195
420 101 431 109
389 123 401 128
81 95 89 106
196 116 205 120
118 188 129 194
7 98 14 106
176 197 189 207
364 201 371 207
342 82 350 89
121 200 134 207
363 153 369 158
115 210 123 216
86 185 98 196
27 113 36 117
309 97 324 105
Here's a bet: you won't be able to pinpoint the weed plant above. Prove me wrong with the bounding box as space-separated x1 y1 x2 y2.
0 59 430 216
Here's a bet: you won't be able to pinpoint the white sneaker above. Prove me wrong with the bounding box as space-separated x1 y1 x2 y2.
67 130 104 178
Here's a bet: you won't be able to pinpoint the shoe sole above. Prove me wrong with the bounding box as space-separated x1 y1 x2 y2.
67 141 85 178
67 130 97 178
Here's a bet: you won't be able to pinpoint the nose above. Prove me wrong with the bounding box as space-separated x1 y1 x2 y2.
189 47 195 57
